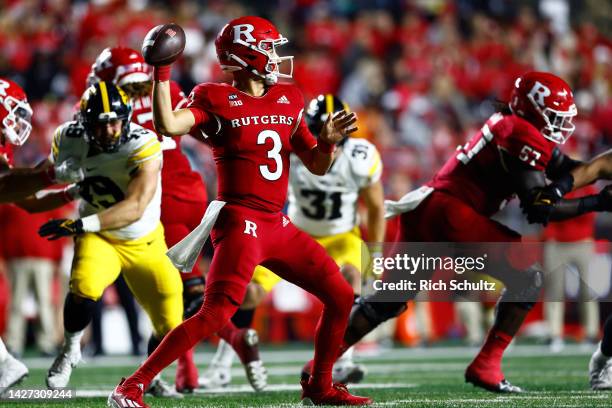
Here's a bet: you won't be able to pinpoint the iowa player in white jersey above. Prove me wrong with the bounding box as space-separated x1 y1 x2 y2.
32 82 183 393
200 94 385 387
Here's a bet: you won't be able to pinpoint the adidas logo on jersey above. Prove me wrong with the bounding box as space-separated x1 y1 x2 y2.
277 95 290 104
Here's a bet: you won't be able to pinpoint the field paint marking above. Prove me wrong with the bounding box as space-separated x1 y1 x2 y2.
20 344 594 369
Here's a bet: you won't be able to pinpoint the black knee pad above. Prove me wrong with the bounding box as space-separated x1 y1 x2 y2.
183 277 205 319
499 266 543 310
354 296 407 328
64 294 96 333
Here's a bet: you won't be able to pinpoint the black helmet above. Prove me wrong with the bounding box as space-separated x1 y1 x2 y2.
305 94 350 138
80 81 132 152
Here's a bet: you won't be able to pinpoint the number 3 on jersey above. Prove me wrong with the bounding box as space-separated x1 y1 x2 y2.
257 130 283 181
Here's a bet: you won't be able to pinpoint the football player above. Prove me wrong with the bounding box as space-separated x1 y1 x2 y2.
32 82 186 395
0 78 32 394
303 71 612 393
109 16 372 406
87 46 263 394
199 94 384 388
0 77 86 393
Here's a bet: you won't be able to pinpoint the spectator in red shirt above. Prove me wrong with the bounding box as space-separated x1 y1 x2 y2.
0 205 67 356
542 185 600 352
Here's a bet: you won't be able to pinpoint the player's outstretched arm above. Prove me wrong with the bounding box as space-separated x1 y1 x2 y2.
297 111 359 175
39 158 161 240
505 151 612 224
569 150 612 189
15 184 79 213
0 159 83 204
94 157 161 230
152 78 195 136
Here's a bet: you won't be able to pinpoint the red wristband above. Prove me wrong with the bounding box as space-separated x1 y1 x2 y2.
317 140 336 154
153 65 172 82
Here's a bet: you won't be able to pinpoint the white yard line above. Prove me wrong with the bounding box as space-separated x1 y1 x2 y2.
20 344 593 369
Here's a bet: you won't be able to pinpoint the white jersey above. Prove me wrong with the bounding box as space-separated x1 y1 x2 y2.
288 137 382 236
50 121 163 240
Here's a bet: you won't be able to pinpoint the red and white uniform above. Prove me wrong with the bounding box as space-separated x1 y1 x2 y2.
131 81 207 280
401 112 555 243
187 82 340 303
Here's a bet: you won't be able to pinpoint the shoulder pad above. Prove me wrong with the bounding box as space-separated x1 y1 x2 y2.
125 123 162 166
344 138 382 183
187 82 231 112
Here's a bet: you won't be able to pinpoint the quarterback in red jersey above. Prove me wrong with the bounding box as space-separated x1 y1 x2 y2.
109 16 372 407
89 46 266 394
302 72 612 393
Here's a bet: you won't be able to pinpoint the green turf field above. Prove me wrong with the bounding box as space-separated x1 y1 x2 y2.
2 344 611 407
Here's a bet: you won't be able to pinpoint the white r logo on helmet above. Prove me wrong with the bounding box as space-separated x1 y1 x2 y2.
233 24 256 43
528 81 551 107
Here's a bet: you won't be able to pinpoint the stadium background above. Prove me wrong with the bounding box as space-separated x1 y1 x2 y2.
0 0 611 356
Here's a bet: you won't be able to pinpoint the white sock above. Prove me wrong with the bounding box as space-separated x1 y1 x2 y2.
211 340 236 368
63 330 84 354
337 346 354 364
0 337 8 363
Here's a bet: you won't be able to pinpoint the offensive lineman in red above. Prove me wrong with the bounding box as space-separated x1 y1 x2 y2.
303 71 612 393
109 16 372 406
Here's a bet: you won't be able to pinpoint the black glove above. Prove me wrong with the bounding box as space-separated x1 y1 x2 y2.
38 218 84 240
522 186 563 225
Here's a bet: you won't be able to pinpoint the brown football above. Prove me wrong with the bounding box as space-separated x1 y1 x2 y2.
141 23 186 66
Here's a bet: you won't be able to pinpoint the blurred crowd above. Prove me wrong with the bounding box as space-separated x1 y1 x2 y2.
1 0 611 354
2 0 611 191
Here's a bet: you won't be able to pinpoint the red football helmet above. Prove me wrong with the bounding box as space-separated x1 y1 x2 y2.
0 78 32 146
89 46 151 87
509 71 577 144
215 16 293 85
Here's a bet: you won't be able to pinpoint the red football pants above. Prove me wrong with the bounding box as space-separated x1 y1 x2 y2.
398 191 529 282
130 204 354 388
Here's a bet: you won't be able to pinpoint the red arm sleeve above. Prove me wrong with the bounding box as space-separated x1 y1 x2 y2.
290 114 317 154
186 84 219 138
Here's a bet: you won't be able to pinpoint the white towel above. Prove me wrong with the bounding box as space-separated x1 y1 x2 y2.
166 200 226 272
384 186 434 219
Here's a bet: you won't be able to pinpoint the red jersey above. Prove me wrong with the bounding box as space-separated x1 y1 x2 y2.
131 81 206 203
0 204 65 260
428 113 555 216
187 82 317 212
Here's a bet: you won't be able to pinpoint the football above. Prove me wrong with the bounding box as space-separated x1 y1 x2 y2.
141 23 186 66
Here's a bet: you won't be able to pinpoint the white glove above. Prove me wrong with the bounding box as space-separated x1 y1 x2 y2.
53 159 84 183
